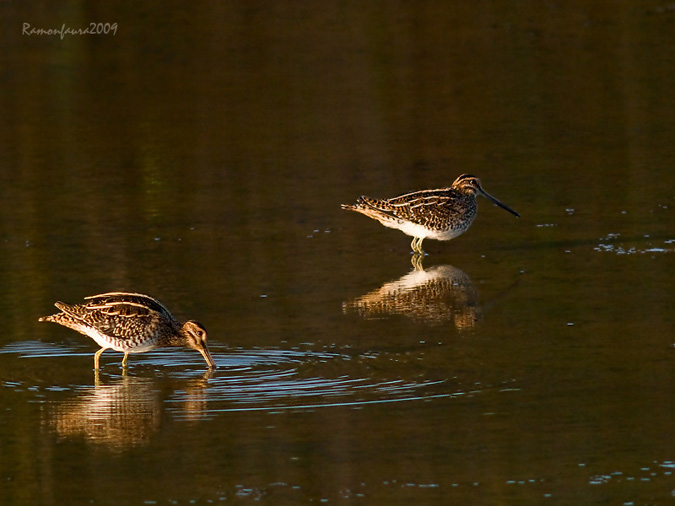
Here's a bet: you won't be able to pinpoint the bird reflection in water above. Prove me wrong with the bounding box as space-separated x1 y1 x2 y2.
47 371 213 451
343 259 481 329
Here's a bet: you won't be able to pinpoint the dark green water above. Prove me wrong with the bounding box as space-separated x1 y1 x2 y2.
1 1 674 504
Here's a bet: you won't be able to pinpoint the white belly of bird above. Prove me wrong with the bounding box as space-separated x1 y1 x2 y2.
396 220 466 241
85 327 157 353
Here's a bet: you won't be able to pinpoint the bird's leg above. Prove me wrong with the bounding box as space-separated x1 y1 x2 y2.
122 352 129 368
411 237 425 254
417 237 425 254
94 348 107 370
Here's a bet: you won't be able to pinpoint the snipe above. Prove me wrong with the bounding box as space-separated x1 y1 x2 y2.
39 292 216 370
342 174 519 254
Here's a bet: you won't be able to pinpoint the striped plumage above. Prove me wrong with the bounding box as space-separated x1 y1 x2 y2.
342 174 520 253
39 292 216 370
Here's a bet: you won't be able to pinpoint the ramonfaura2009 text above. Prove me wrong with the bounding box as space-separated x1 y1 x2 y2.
22 22 118 39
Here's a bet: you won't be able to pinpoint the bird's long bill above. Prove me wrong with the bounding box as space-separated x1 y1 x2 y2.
199 346 217 369
479 188 520 217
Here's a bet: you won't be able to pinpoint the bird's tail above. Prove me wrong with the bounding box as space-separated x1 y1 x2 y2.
341 196 384 212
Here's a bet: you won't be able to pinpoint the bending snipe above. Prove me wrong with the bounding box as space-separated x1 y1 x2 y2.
39 292 216 370
342 174 520 254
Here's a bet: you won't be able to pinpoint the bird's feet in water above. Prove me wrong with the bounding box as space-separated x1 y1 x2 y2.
411 253 425 271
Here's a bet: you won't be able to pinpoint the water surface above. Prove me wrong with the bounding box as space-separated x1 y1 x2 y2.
1 1 674 505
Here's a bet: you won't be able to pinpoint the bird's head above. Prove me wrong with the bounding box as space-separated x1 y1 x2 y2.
182 320 217 369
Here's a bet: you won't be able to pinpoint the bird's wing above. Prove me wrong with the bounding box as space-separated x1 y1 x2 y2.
56 295 168 339
84 292 174 320
379 190 461 228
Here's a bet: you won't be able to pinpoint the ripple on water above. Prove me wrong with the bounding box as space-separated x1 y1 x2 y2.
1 342 459 418
0 340 79 358
166 348 453 418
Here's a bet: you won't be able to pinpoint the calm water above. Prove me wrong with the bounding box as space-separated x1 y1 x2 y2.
1 1 675 505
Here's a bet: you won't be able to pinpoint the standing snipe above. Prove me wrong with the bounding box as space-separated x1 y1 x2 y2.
342 174 520 253
39 292 216 370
